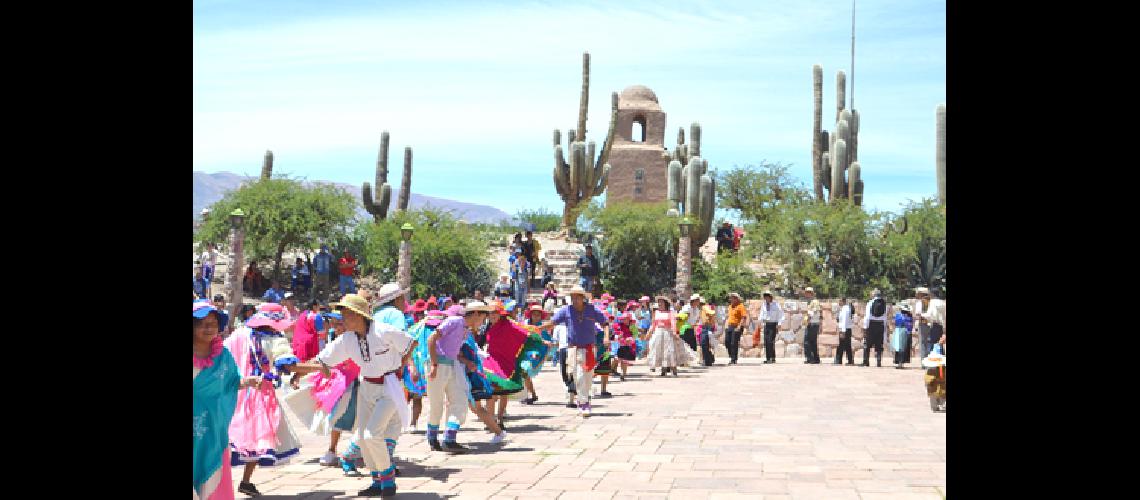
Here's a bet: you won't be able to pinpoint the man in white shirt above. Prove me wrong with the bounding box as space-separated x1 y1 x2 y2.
316 294 416 498
833 297 856 365
758 291 784 364
913 287 946 358
801 287 822 364
861 289 890 367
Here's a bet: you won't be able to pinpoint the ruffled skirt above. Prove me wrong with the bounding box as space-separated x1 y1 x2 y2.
229 384 301 467
646 327 693 368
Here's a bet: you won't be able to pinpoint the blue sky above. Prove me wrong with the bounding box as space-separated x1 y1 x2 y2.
193 0 945 218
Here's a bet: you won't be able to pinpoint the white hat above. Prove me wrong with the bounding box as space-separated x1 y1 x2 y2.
804 287 815 294
374 282 410 306
566 285 590 297
688 294 703 303
283 292 294 299
915 287 931 295
921 351 946 368
463 300 495 313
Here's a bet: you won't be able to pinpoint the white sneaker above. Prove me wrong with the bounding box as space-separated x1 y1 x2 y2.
318 451 338 466
490 431 509 444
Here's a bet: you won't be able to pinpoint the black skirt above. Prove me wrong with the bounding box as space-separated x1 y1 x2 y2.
616 345 636 361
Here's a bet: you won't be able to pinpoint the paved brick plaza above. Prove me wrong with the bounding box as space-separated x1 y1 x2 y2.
244 357 946 499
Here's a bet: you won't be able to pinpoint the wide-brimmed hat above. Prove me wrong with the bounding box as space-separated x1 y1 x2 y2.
193 301 227 332
654 295 670 304
464 300 495 313
246 302 295 332
762 290 773 298
412 299 428 312
639 295 650 302
374 282 410 306
915 287 931 295
333 294 371 319
600 292 615 301
566 285 591 298
624 301 640 311
688 293 703 303
727 292 741 301
921 352 946 368
804 287 815 294
899 304 912 313
424 309 447 327
526 305 548 318
499 273 510 279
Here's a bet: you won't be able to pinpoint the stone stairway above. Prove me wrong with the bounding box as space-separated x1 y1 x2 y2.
523 247 582 304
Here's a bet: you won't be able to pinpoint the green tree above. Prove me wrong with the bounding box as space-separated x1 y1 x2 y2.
717 162 813 251
359 208 494 299
580 201 678 298
196 177 357 282
514 207 562 233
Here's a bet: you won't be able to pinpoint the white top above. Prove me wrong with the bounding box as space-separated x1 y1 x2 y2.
679 304 701 327
316 323 414 377
806 299 821 324
553 324 569 349
200 249 217 267
915 298 946 327
758 301 784 325
862 298 890 328
837 304 855 330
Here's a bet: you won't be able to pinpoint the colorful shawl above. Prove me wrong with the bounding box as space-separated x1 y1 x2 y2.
194 348 240 500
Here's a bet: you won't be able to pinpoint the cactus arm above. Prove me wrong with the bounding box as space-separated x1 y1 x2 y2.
377 132 390 188
685 157 700 217
594 92 619 173
397 147 412 211
849 162 861 201
836 70 846 122
578 52 589 142
554 165 571 201
261 150 274 180
831 140 847 203
690 122 701 158
593 164 610 196
936 104 946 205
666 160 682 205
812 64 824 201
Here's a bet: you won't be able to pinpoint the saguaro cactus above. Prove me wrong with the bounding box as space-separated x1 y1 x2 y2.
936 103 946 205
812 64 824 201
260 150 274 180
552 52 616 229
665 123 715 251
836 70 847 122
362 131 413 222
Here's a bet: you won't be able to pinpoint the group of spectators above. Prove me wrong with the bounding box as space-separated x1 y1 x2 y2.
195 244 364 304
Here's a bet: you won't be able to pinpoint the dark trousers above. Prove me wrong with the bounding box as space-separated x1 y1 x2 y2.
763 323 779 361
863 320 885 366
804 323 820 363
724 324 743 362
700 325 716 366
558 348 575 394
680 328 698 351
834 328 854 364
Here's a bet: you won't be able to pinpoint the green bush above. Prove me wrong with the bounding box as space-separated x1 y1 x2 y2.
358 208 494 299
691 252 767 304
581 201 678 298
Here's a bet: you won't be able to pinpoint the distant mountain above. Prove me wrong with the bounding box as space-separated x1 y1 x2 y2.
193 171 513 224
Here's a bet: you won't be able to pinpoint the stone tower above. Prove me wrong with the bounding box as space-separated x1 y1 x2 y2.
605 85 669 205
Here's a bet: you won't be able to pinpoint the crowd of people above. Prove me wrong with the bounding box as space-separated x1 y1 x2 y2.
195 241 947 498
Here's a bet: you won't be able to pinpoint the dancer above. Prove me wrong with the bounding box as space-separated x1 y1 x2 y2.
543 285 610 417
425 301 494 452
225 303 323 497
611 306 638 381
314 294 416 497
646 296 687 377
892 304 915 369
593 315 614 398
521 305 554 404
194 302 261 500
481 302 530 429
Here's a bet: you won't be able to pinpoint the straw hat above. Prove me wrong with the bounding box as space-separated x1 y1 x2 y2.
688 293 704 303
333 294 371 319
566 285 591 298
727 292 742 301
246 302 295 332
374 282 410 306
762 290 773 298
804 287 815 294
915 287 931 295
653 295 670 304
464 300 495 313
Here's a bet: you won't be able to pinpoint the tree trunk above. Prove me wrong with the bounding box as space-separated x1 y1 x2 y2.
226 224 245 330
273 242 286 286
398 240 412 292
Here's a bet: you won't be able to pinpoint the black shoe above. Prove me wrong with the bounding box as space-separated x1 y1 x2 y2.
428 439 443 451
846 362 856 366
619 374 626 382
357 485 396 497
521 397 536 405
600 391 613 397
832 361 841 365
394 467 400 477
803 360 812 364
565 401 578 408
860 363 869 367
442 442 469 454
237 482 262 497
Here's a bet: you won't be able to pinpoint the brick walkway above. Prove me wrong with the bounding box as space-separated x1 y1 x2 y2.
241 357 946 499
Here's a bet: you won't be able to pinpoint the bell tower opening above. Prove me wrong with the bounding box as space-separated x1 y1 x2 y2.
631 116 646 143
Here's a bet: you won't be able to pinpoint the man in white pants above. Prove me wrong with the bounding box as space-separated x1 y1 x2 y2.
425 301 493 453
316 294 415 498
542 286 609 417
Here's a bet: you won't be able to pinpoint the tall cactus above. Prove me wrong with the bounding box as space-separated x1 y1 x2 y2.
836 70 847 122
260 150 274 180
812 64 824 201
552 52 616 229
936 103 946 205
665 122 716 251
362 131 413 222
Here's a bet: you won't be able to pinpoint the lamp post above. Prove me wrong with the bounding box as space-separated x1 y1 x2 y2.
398 223 414 292
225 208 246 331
676 216 693 301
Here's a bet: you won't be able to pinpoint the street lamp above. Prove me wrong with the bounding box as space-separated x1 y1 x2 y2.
398 223 414 291
679 217 693 238
225 208 246 333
